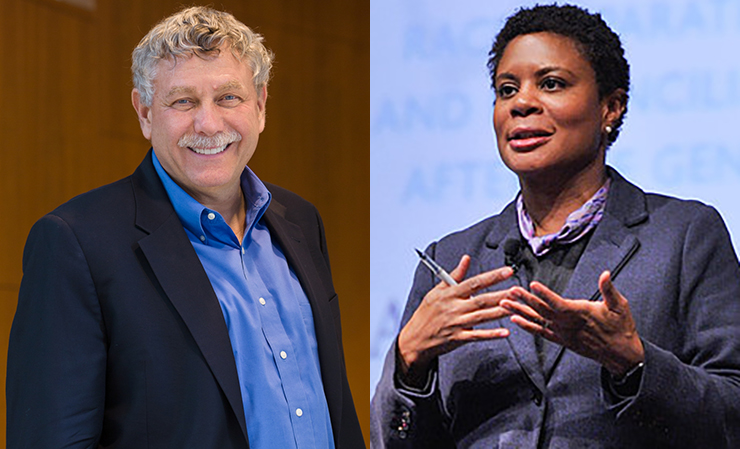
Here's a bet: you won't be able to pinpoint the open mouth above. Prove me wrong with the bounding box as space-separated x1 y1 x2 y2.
508 129 553 141
507 128 553 150
189 143 230 155
178 131 242 155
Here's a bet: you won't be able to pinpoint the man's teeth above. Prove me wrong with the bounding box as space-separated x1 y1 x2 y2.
190 144 228 155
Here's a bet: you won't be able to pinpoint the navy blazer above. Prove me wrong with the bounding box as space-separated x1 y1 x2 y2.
371 168 740 448
7 151 364 448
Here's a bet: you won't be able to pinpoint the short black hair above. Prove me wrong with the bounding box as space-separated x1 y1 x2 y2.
487 4 630 145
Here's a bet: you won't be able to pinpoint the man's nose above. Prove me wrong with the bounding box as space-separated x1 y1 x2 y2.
193 102 223 136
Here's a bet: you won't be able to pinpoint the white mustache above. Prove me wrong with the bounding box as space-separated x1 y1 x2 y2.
178 131 242 150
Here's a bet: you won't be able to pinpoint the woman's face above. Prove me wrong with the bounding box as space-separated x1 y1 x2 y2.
493 32 616 182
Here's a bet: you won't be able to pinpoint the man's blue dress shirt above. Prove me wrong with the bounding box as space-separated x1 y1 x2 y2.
153 153 334 449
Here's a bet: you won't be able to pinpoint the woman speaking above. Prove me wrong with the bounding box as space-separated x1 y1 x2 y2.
371 4 740 448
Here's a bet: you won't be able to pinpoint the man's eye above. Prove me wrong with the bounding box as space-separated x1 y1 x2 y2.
219 94 241 104
171 99 193 108
217 94 243 107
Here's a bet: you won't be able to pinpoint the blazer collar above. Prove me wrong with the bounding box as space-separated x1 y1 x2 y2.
560 167 647 302
537 169 644 378
131 150 176 234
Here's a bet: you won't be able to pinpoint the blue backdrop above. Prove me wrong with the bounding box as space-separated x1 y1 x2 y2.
370 0 740 396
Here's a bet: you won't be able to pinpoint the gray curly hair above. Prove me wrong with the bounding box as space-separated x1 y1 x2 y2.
132 6 274 106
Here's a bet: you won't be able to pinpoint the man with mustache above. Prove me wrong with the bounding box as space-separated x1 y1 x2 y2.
6 6 364 448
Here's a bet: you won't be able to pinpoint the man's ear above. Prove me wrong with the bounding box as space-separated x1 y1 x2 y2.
131 89 153 140
257 84 267 133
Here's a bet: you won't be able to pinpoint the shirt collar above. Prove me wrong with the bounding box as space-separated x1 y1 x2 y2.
152 151 271 247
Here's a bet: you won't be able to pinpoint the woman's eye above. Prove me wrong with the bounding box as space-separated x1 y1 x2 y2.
496 84 517 98
541 78 565 91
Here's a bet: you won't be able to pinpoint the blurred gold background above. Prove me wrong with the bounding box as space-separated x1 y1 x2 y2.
0 0 369 446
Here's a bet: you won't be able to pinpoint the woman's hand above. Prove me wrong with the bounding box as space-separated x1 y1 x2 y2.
397 255 515 384
501 270 644 377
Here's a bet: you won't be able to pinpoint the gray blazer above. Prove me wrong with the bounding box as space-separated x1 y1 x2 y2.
371 168 740 448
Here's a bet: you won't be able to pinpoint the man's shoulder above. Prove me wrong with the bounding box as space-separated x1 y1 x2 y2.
43 176 139 233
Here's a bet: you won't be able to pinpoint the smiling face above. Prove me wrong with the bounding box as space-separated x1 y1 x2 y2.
132 45 266 203
493 32 621 185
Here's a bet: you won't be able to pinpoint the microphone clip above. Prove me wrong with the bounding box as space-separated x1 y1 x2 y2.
503 238 524 273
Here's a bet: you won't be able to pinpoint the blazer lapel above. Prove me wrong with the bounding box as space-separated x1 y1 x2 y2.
492 170 648 386
542 169 646 379
482 205 548 393
131 153 248 439
540 217 641 379
261 200 344 429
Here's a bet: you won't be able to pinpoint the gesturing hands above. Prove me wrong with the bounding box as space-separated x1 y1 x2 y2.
500 270 645 377
398 257 644 385
398 255 515 384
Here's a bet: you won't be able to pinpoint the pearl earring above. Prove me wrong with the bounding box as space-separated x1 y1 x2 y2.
605 125 613 134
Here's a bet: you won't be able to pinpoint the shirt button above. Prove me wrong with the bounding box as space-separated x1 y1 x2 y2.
280 351 287 359
295 408 303 417
199 235 206 242
259 297 266 305
207 212 216 220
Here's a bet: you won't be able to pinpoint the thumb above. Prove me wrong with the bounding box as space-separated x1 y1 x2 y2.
598 270 624 311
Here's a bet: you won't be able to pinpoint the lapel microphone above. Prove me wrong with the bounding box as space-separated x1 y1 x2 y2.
503 238 524 273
